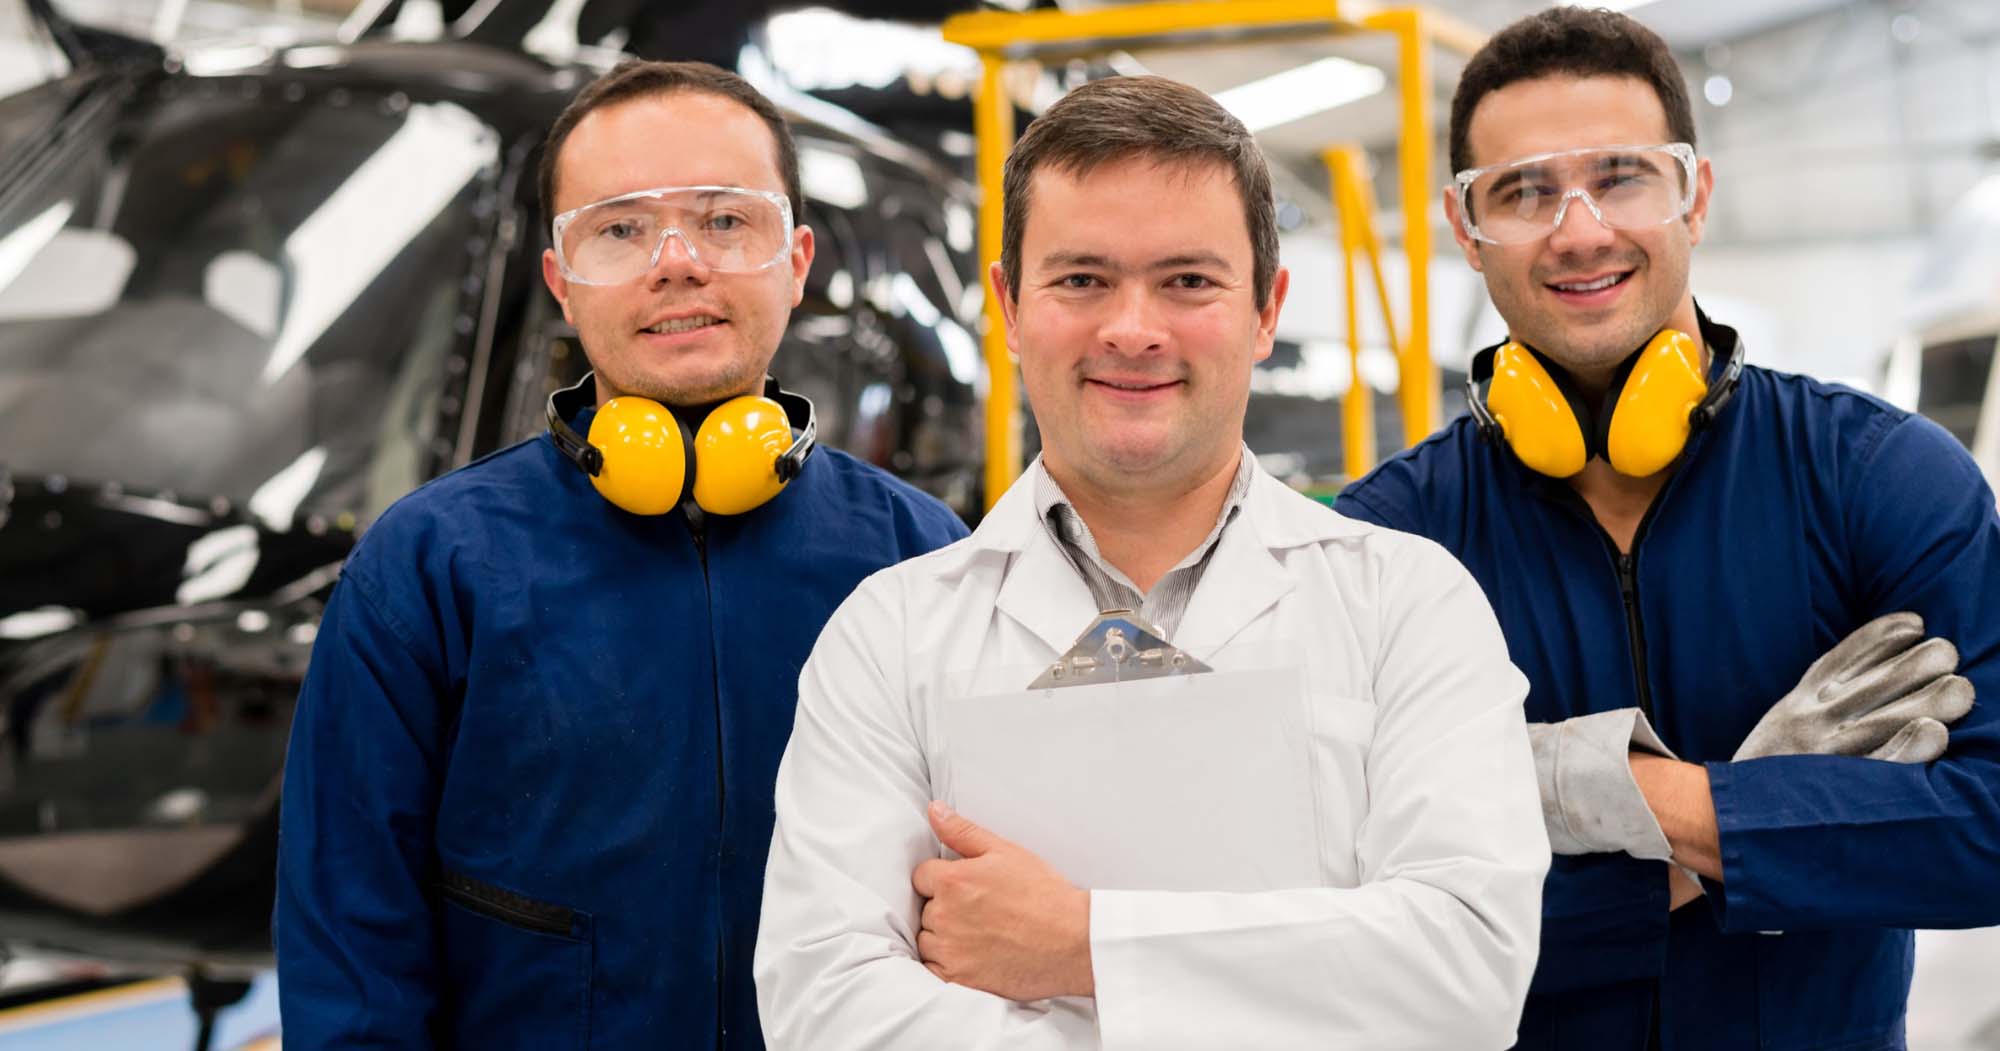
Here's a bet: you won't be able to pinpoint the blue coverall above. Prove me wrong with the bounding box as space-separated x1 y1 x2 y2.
1339 317 2000 1051
274 416 968 1050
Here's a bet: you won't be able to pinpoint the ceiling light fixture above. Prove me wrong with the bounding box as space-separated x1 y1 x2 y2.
1213 57 1387 134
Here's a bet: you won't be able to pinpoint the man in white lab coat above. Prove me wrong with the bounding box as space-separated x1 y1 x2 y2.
754 74 1548 1050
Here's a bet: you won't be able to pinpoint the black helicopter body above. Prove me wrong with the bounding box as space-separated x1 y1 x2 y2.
0 6 983 968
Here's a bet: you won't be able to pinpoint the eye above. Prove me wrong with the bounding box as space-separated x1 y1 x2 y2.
705 212 746 232
601 219 646 241
1170 273 1214 290
1501 184 1554 207
1058 273 1101 289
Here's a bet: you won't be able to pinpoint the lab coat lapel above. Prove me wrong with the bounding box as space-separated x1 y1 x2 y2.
976 469 1099 657
994 533 1100 657
1170 469 1301 660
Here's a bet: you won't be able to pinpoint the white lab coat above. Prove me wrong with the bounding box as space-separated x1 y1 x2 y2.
755 460 1548 1050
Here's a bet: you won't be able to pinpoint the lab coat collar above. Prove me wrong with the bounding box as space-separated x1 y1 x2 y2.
960 453 1366 659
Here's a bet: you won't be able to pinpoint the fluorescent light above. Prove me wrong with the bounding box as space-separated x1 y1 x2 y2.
0 607 81 640
1214 57 1387 133
760 7 977 92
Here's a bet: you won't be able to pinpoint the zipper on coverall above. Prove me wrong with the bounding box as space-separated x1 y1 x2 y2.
683 501 729 1048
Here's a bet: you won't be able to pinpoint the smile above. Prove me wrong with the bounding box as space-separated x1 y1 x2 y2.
1087 378 1178 391
1547 271 1632 294
643 315 724 335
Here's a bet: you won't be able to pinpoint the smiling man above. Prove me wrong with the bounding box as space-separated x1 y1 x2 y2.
274 61 966 1050
754 74 1547 1050
1337 9 2000 1050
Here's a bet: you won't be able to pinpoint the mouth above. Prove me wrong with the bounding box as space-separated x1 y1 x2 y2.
1545 270 1634 305
1084 377 1182 400
640 314 726 336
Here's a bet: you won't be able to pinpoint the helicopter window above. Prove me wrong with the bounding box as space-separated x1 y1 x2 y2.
202 249 282 338
0 85 502 528
0 220 135 319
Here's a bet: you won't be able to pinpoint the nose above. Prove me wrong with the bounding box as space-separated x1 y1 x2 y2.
1545 189 1616 256
1098 284 1167 355
645 227 710 284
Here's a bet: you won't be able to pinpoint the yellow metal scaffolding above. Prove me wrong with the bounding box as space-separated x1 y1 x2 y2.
941 0 1484 508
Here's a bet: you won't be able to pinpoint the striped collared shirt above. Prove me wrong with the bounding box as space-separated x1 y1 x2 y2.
1031 446 1256 640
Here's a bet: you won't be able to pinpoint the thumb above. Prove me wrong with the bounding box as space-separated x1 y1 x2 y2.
928 801 1003 858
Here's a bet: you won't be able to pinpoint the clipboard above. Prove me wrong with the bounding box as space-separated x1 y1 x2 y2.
939 665 1324 893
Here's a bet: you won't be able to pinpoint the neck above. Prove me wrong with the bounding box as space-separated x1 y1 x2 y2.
1568 298 1707 399
1047 447 1243 595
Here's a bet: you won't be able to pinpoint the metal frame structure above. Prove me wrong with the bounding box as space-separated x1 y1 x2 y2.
943 0 1485 507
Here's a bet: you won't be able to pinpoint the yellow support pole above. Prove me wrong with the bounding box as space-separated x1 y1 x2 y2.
1323 146 1375 479
975 55 1018 511
1365 8 1441 446
1330 148 1402 365
939 4 1481 496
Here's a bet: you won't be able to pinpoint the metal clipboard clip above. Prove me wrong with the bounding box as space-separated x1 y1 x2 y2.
1027 609 1213 690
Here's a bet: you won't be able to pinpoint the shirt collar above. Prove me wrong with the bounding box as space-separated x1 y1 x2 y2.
1031 445 1256 575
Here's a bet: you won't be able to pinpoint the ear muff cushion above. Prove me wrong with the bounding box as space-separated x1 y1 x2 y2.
691 394 796 515
586 396 688 515
1605 329 1708 477
1486 341 1590 478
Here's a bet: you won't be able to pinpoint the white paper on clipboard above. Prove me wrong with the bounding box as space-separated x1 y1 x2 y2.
939 666 1323 893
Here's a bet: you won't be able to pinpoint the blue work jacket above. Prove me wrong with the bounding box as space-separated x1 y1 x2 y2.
274 419 968 1050
1337 320 2000 1051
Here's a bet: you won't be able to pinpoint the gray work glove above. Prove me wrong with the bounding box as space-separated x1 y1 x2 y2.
1735 612 1974 763
1528 708 1678 860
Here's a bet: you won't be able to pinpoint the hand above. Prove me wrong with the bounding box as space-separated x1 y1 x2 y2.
1668 864 1704 911
1735 612 1973 763
910 802 1094 1002
1628 753 1722 880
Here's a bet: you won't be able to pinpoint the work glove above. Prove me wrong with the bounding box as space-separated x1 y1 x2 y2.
1734 612 1974 763
1528 708 1677 860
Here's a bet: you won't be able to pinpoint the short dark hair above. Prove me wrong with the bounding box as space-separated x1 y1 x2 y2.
538 59 802 229
1449 7 1695 175
1001 75 1279 309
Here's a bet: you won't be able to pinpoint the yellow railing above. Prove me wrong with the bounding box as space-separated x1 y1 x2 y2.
942 0 1485 507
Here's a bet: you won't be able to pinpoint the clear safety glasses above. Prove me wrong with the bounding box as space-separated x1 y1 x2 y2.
1453 143 1697 246
551 185 794 285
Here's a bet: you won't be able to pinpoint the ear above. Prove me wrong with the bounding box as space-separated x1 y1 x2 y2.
541 247 576 326
989 261 1021 357
1441 185 1482 272
1684 157 1715 248
788 224 816 308
1254 267 1290 364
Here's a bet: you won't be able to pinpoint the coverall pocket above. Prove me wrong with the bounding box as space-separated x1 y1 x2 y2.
438 869 594 1051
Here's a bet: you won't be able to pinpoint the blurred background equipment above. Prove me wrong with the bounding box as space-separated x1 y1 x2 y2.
2 0 1999 1045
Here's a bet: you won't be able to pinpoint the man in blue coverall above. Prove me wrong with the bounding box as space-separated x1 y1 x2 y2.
1339 9 2000 1050
273 60 967 1048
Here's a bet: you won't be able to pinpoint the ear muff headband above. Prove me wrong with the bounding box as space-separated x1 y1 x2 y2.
545 372 818 516
1468 318 1744 479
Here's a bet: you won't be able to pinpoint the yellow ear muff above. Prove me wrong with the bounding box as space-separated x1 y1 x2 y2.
690 394 797 515
1487 341 1589 478
585 396 687 516
1605 329 1708 478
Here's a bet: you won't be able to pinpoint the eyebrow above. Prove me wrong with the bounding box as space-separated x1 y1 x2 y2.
1039 250 1237 274
1482 152 1667 198
1483 167 1540 197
